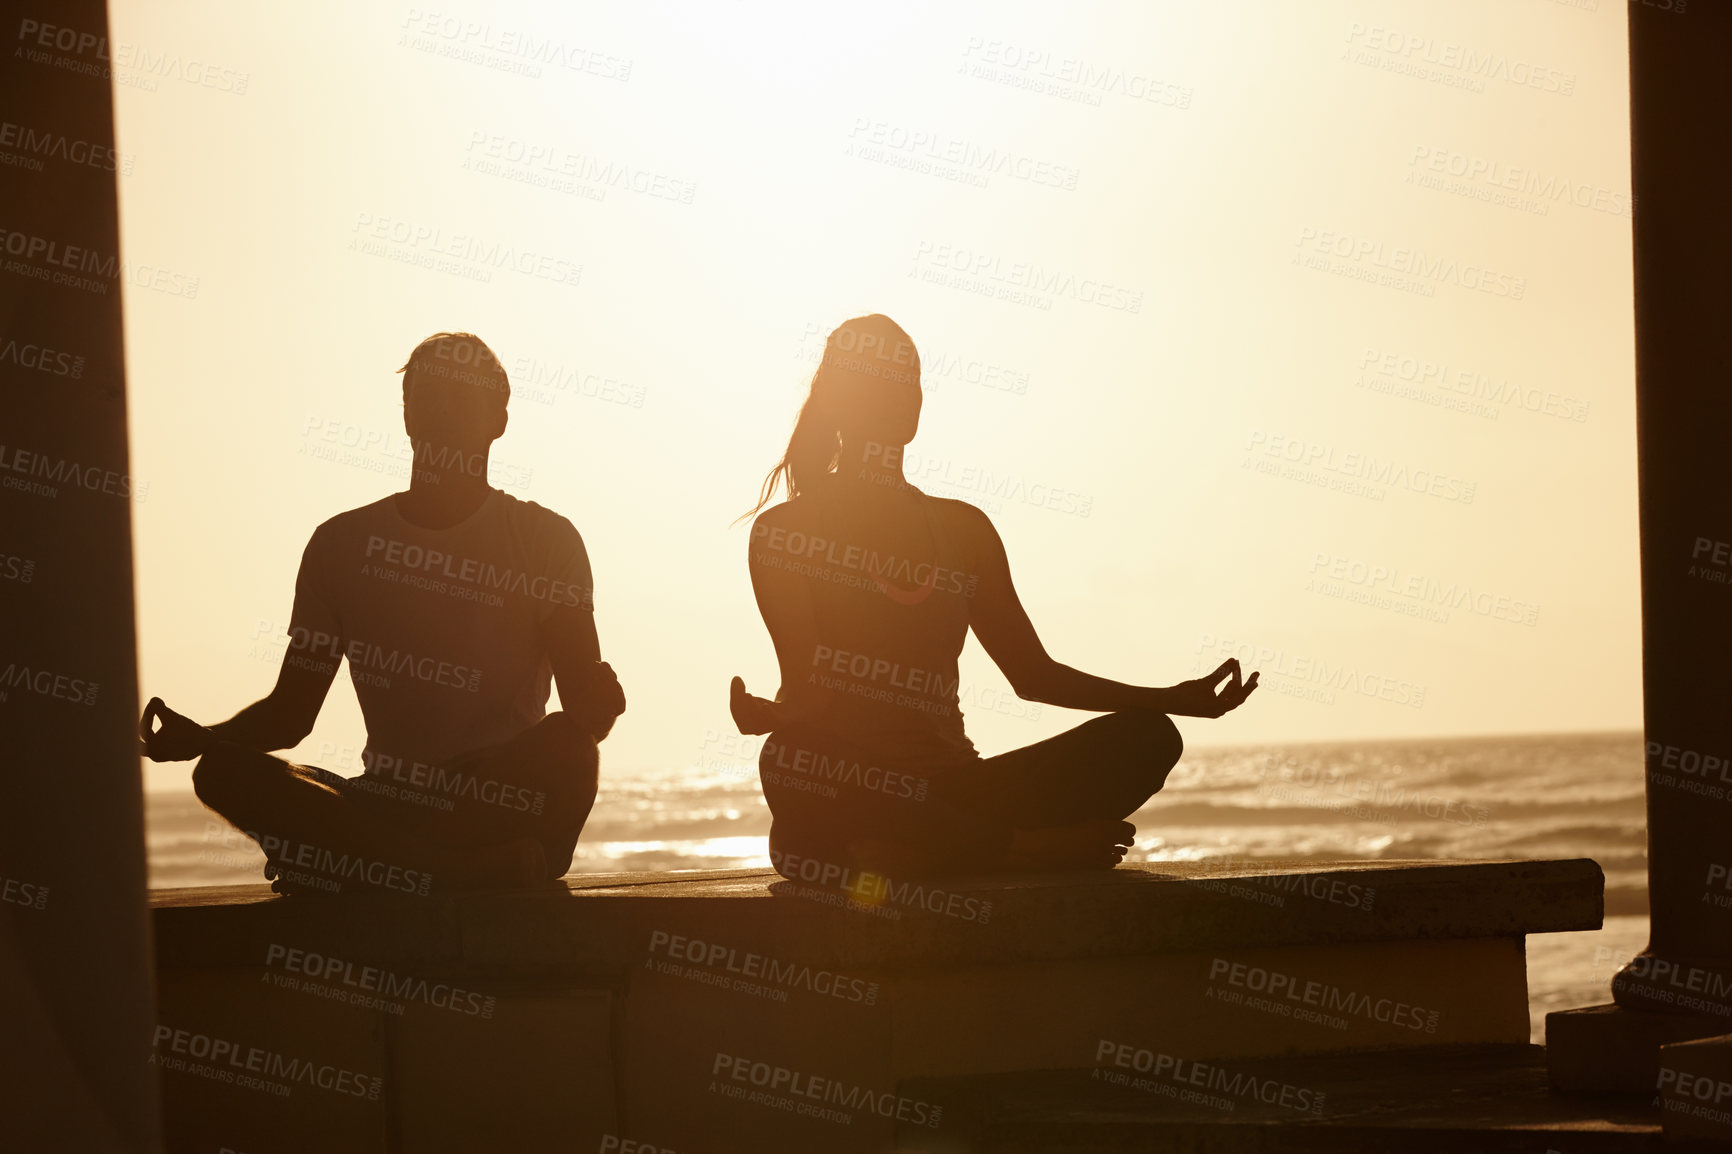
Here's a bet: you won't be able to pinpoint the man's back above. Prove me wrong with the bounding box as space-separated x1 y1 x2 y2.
290 487 594 779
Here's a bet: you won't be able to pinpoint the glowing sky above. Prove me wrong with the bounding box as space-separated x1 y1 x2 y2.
111 0 1637 790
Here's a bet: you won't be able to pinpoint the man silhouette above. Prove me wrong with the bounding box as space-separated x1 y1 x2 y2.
140 332 624 894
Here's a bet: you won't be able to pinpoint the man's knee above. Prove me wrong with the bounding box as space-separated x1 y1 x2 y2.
567 732 599 792
191 743 252 812
544 734 599 824
532 712 598 766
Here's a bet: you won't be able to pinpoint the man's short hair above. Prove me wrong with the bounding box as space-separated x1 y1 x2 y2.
398 332 510 409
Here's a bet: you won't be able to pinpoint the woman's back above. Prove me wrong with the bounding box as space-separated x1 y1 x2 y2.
750 474 985 771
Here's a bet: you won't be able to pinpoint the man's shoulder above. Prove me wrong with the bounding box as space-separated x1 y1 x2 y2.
495 490 582 543
304 495 399 550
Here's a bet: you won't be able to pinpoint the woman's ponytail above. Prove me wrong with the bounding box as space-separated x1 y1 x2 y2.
747 382 840 517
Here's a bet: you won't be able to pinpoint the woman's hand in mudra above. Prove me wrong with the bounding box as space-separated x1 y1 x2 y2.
1165 659 1259 718
730 676 792 735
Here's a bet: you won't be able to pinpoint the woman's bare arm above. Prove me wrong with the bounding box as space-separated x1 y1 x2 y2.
732 505 828 733
961 505 1257 718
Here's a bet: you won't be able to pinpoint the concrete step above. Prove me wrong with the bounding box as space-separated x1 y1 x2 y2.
1657 1033 1732 1144
1548 1003 1732 1093
890 1044 1674 1153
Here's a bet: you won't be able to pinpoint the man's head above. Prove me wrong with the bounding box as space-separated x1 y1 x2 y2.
397 332 510 451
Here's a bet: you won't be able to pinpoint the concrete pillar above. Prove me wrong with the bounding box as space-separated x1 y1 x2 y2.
1611 0 1732 1021
0 0 160 1148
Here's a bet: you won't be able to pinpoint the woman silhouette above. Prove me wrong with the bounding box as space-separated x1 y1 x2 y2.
732 315 1257 879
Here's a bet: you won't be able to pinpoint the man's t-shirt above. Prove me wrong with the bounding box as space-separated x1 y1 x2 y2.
287 488 593 778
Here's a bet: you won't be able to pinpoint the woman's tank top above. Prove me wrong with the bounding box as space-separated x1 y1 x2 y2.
791 483 981 772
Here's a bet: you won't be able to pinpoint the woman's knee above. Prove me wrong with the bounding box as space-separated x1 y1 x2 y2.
1097 710 1184 794
758 729 817 776
767 823 805 881
757 729 821 807
766 822 850 883
1145 711 1184 768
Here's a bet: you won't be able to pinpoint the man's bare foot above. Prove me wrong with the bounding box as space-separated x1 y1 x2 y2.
435 837 548 892
264 837 546 896
479 837 549 888
1004 820 1136 872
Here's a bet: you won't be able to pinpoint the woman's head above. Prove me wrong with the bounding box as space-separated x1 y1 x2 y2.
749 315 921 514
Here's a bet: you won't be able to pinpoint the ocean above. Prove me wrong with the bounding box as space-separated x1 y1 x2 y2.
145 730 1651 1043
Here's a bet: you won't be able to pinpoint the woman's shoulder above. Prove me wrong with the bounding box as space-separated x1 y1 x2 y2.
751 495 814 532
756 483 997 537
755 473 858 523
922 492 998 539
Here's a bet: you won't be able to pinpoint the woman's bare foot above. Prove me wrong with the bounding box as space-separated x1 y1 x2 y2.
1004 820 1136 871
846 838 948 879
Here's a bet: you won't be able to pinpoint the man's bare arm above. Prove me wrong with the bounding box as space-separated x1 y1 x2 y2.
140 637 341 762
542 605 624 740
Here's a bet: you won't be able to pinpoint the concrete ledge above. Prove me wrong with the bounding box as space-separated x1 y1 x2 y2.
147 858 1603 1153
151 858 1605 978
